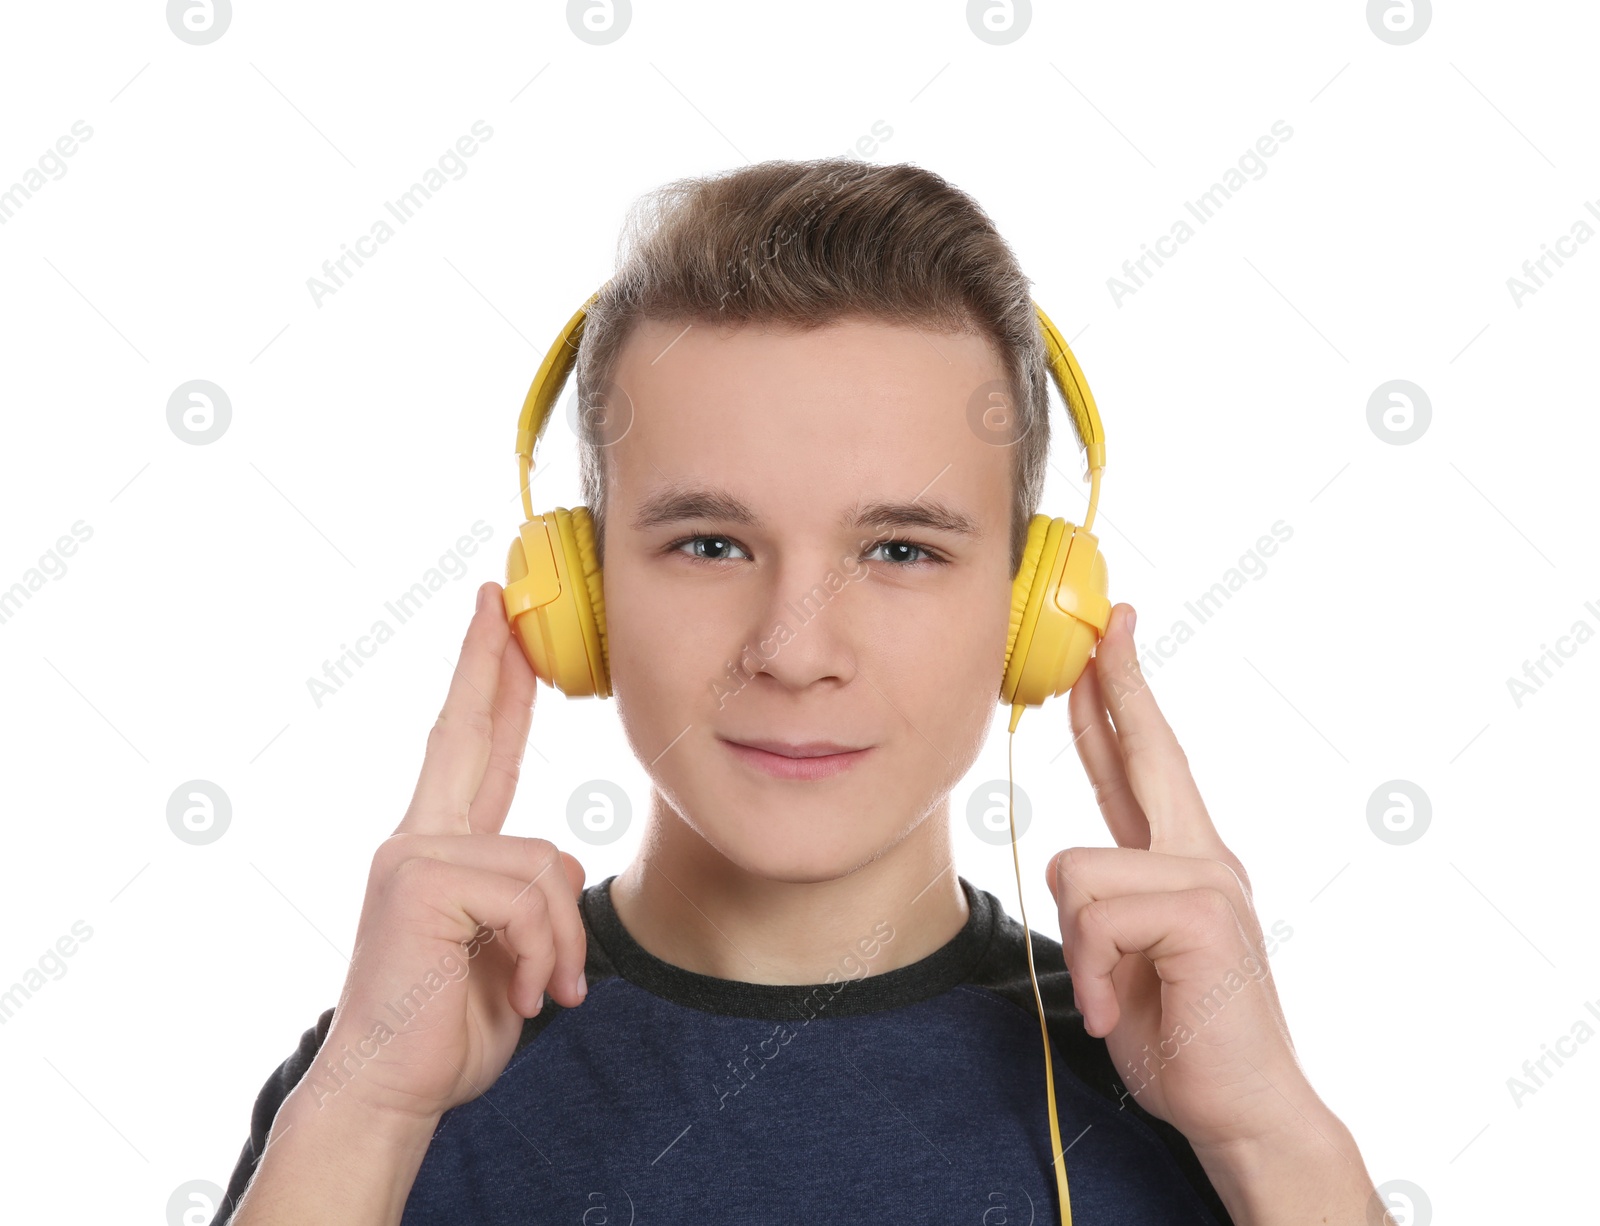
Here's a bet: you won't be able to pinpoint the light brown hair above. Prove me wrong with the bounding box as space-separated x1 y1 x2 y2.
573 157 1067 575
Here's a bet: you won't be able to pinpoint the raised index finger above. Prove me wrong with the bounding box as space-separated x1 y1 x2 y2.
1093 603 1225 858
397 582 514 836
465 591 539 835
1067 649 1151 851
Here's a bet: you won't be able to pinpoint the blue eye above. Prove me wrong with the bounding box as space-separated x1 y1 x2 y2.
866 540 940 566
671 535 751 562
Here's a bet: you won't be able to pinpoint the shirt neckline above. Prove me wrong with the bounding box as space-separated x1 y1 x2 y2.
581 873 999 1021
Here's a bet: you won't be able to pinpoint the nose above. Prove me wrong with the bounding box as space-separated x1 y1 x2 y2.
730 547 865 694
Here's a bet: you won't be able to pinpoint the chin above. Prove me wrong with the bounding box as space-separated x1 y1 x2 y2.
675 786 907 885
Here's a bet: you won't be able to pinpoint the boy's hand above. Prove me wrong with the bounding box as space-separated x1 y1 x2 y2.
1045 603 1316 1155
308 581 588 1126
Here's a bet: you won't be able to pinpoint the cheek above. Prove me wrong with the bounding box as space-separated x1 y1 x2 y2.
884 579 1013 750
603 563 731 742
950 572 1016 686
967 578 1019 731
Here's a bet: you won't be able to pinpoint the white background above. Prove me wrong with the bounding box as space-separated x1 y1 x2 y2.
1 2 1594 1222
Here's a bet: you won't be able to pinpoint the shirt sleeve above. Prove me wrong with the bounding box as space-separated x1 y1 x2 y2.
209 1005 337 1226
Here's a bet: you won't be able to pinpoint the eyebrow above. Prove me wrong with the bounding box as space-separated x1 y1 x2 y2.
630 483 983 540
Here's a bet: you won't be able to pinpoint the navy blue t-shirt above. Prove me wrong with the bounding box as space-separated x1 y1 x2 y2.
214 875 1232 1224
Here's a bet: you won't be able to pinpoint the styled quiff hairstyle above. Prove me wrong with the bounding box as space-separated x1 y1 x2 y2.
573 157 1066 576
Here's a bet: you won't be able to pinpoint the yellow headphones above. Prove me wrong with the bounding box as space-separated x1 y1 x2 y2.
504 289 1113 733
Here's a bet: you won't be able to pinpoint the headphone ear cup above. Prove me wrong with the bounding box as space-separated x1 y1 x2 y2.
567 505 609 691
1004 514 1054 686
503 506 611 698
1002 514 1111 710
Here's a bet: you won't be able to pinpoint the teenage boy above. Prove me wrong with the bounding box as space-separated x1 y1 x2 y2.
215 159 1381 1224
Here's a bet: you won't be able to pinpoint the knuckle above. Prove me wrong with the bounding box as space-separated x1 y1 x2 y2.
454 707 497 740
1201 856 1242 896
516 836 559 874
1227 854 1254 896
372 832 421 878
524 838 563 877
1090 773 1133 809
1077 897 1116 939
1057 846 1094 885
1188 886 1236 927
483 746 525 783
516 881 551 921
1105 660 1147 704
1212 853 1252 900
392 852 445 892
1118 732 1155 769
427 708 494 752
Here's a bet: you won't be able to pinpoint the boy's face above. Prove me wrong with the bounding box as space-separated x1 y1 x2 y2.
599 316 1018 883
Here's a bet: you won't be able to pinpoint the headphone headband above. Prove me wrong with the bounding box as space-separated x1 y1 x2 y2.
513 290 1107 523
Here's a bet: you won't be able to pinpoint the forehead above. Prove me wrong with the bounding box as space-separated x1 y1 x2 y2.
601 316 1014 522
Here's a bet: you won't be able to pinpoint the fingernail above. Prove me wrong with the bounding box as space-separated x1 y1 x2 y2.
477 584 491 614
1126 605 1137 637
576 971 587 1002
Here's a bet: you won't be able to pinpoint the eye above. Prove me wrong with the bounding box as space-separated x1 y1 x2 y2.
669 534 751 563
665 534 948 568
865 539 947 567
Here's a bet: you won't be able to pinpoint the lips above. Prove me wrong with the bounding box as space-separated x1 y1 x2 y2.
722 738 867 759
719 736 874 781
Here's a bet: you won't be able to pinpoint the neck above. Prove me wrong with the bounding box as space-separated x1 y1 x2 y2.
608 792 970 985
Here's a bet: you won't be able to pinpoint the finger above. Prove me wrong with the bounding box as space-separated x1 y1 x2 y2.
1067 646 1151 849
1092 603 1224 858
501 846 589 1006
382 842 589 1008
1046 846 1256 952
399 583 513 836
465 591 538 834
1066 887 1251 1037
401 859 565 1016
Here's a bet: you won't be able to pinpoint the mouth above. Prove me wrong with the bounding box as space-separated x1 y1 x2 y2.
718 736 874 781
